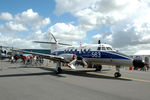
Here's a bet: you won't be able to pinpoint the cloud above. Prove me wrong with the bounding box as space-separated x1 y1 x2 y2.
111 1 150 47
0 9 51 49
55 0 97 15
55 0 140 25
92 33 112 44
0 9 50 33
0 32 41 49
0 21 28 33
15 9 50 30
55 0 150 55
0 12 13 20
48 23 86 42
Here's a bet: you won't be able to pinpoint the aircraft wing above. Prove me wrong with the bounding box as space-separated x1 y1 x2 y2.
14 49 65 62
15 49 79 70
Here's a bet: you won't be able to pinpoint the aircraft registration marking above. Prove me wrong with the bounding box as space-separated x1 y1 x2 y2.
86 72 150 83
91 51 101 58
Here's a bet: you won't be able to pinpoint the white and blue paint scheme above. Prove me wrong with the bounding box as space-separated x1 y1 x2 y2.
52 44 133 67
17 33 144 78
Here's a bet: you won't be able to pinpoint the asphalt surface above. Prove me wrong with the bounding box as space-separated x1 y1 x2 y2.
0 60 150 100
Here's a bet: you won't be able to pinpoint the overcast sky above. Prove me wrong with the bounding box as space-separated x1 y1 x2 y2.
0 0 150 55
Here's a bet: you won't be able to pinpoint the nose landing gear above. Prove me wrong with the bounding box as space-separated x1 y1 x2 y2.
114 65 121 78
114 72 121 78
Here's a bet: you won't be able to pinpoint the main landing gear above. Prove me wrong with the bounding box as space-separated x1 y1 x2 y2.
94 65 102 71
55 62 62 74
114 65 121 78
56 67 62 74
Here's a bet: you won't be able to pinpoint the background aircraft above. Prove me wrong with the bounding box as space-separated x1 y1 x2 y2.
0 46 12 60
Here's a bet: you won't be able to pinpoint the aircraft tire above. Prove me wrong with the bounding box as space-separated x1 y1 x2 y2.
114 72 121 78
95 65 102 71
55 67 62 74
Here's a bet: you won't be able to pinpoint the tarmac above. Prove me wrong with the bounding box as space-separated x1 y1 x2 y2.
0 59 150 100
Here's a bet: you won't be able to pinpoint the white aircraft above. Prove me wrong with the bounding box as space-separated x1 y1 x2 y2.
0 46 11 60
16 32 144 78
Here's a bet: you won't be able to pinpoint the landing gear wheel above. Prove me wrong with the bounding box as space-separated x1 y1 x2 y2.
95 65 102 71
114 72 121 78
56 67 62 74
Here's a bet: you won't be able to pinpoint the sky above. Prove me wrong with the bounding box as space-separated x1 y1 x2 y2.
0 0 150 55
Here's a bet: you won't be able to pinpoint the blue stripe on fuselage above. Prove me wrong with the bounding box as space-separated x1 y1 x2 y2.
51 51 131 60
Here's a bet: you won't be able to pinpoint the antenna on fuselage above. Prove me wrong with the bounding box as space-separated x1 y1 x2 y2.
98 40 101 44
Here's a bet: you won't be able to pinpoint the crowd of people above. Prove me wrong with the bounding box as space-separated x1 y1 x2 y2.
10 54 44 66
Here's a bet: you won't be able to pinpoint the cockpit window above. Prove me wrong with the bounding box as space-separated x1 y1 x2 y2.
106 47 112 51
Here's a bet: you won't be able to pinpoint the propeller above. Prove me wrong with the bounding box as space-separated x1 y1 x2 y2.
67 59 77 69
67 56 88 69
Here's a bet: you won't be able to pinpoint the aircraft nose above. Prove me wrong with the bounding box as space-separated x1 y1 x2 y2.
132 59 145 70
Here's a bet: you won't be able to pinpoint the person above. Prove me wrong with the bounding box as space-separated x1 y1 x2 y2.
145 63 149 71
11 56 14 63
22 56 27 64
14 55 18 62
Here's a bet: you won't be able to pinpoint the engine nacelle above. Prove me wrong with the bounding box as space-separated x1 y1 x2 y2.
59 54 77 62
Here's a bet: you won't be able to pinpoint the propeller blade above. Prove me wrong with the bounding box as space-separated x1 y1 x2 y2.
68 64 76 69
82 59 88 67
68 59 77 69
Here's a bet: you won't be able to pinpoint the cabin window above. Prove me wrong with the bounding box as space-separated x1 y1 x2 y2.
88 49 91 51
74 49 77 52
84 49 86 52
97 47 101 50
70 49 73 52
64 49 66 52
101 46 106 50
